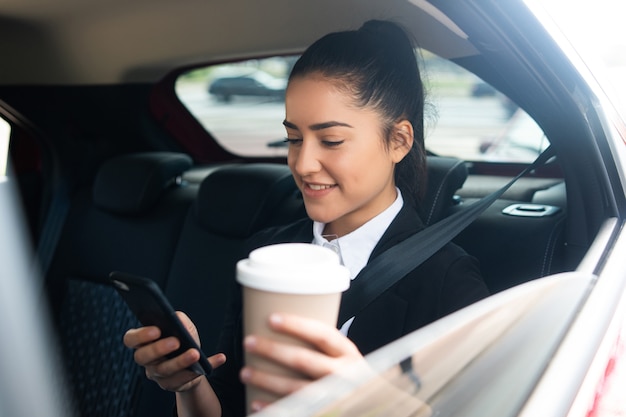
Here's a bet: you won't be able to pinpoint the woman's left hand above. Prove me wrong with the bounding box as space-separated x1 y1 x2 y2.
240 313 363 410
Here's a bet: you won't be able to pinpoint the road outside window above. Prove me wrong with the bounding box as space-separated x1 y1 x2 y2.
176 53 547 163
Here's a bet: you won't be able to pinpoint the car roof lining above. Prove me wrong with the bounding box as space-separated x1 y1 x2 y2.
0 0 479 85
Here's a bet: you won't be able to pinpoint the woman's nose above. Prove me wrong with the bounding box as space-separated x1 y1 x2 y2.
291 139 322 176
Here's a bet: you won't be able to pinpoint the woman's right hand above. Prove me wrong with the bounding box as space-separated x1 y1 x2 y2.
123 311 226 392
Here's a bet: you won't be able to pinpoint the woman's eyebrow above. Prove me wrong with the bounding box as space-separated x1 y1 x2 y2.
282 120 353 130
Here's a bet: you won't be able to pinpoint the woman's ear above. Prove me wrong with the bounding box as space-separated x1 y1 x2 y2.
390 120 414 163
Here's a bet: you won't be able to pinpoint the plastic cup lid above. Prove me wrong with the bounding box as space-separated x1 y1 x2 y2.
236 243 350 294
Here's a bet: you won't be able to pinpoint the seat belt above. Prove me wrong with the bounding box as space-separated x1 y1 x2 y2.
337 146 556 324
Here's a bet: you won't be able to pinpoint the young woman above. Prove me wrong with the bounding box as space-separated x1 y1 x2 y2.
124 19 489 417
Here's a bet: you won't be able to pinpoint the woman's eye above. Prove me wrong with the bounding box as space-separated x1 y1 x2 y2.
284 138 302 146
322 140 344 147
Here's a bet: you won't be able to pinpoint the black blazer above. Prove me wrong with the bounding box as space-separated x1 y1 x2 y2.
210 203 489 416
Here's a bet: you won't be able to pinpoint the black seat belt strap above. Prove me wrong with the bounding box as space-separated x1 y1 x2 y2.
337 146 556 324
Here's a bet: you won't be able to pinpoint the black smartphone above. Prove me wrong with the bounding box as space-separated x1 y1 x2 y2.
109 271 212 376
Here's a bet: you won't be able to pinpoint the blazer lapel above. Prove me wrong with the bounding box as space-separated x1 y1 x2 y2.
368 203 425 261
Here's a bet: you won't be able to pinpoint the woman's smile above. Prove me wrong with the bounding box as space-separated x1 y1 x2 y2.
304 181 336 191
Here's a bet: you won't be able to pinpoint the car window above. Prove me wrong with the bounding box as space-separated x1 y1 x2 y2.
176 53 547 163
0 116 9 177
253 272 592 417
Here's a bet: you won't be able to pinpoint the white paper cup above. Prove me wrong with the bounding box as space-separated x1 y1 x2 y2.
236 243 350 413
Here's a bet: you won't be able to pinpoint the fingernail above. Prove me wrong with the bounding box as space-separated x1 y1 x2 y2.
240 367 251 382
244 335 256 349
269 313 283 325
251 401 264 412
164 338 178 350
187 348 200 360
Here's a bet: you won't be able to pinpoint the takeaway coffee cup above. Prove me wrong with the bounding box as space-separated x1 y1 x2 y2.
236 243 351 413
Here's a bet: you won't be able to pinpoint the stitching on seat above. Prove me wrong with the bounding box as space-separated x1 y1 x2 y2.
426 160 464 225
541 217 565 276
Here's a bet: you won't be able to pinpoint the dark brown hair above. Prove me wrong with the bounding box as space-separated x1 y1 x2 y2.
289 19 427 207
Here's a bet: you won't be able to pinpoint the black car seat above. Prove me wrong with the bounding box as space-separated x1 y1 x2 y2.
46 152 195 417
421 156 468 225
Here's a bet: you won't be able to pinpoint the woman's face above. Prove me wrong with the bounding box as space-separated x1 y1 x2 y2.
284 75 410 237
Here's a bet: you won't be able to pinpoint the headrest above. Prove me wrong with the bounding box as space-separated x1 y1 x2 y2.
422 156 468 225
93 152 193 215
195 164 299 238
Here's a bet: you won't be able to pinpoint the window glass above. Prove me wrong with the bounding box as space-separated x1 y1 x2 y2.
0 116 10 177
176 53 547 162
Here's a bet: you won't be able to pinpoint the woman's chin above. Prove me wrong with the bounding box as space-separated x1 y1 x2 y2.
304 208 338 225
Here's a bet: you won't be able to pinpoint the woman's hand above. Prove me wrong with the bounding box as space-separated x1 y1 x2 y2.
123 311 226 392
240 313 364 411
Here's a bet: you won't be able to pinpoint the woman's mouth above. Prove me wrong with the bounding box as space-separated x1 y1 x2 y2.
302 182 337 197
308 183 334 191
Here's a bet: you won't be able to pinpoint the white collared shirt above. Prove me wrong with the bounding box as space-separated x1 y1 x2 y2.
312 188 404 335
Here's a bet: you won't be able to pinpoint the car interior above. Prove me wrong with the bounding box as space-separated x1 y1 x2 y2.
1 0 622 416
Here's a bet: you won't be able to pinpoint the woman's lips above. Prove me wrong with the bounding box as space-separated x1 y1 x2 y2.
302 182 336 197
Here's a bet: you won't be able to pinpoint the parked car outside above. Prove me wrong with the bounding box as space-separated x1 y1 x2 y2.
470 81 497 98
471 81 519 119
208 71 287 102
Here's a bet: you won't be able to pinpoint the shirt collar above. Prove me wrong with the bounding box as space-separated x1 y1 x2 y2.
312 188 404 279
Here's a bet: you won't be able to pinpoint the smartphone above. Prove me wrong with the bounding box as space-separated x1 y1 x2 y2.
109 271 212 376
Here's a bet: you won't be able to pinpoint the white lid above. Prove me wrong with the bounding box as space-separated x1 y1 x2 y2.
236 243 350 294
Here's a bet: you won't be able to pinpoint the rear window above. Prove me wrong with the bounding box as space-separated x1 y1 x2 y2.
176 52 548 163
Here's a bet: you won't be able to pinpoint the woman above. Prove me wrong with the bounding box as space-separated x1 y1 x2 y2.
124 19 489 417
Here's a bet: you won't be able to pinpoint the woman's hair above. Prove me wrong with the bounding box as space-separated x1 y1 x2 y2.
289 19 427 208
